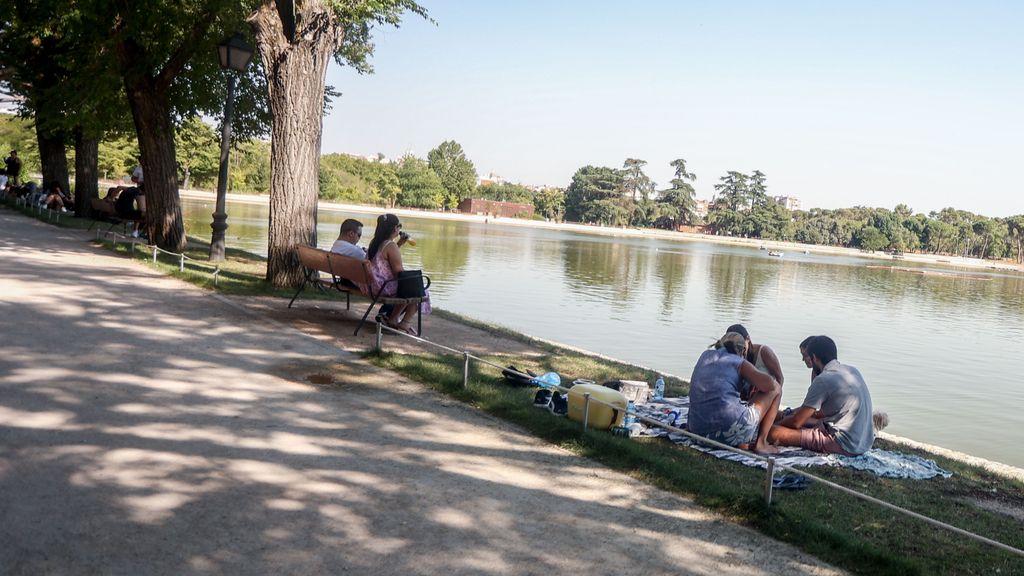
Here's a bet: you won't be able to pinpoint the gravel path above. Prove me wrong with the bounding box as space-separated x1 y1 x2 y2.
0 208 843 575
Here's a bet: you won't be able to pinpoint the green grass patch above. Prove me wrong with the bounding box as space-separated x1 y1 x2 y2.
367 350 1024 576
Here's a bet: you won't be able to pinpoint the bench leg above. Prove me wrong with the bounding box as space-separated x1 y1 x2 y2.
287 278 308 308
355 295 384 336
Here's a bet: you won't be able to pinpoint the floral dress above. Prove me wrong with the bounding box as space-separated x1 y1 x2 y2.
369 240 432 314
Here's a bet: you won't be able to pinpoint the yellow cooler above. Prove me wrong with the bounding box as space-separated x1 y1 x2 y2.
567 383 627 429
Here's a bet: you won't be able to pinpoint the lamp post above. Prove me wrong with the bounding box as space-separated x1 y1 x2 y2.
210 33 253 262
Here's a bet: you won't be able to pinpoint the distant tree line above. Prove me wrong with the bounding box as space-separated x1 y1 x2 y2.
4 110 1022 263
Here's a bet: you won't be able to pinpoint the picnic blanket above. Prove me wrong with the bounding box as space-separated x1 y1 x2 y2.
633 397 951 480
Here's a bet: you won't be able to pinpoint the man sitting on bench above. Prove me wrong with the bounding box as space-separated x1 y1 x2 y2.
114 186 146 238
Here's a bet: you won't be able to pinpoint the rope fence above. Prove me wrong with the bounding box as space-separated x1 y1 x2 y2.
370 321 1024 559
95 227 222 286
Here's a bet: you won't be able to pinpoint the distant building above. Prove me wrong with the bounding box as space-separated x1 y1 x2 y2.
477 172 505 187
458 198 534 219
774 196 801 211
694 199 711 219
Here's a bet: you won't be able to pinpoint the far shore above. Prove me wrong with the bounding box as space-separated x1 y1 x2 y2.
179 188 1024 274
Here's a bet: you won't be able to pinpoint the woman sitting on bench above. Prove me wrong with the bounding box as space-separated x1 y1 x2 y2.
365 214 431 335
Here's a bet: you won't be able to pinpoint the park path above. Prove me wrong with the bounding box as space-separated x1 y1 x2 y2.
0 208 843 576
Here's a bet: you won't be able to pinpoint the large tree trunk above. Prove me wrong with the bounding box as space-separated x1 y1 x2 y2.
34 124 69 194
250 0 340 287
74 127 99 219
124 77 185 251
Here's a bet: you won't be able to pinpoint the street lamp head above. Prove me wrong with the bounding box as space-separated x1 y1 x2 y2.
218 33 253 72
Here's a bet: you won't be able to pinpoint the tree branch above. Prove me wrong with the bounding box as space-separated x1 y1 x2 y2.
155 6 217 91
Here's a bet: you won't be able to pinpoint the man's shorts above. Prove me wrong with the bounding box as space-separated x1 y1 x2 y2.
800 425 854 455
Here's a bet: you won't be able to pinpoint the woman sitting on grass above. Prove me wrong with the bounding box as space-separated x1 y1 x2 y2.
365 213 431 335
687 331 782 455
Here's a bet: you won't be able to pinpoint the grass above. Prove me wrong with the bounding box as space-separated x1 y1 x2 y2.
7 200 1023 574
368 350 1024 575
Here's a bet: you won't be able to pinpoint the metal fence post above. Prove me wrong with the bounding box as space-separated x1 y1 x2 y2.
153 246 158 263
374 321 383 353
764 457 776 507
582 393 591 431
179 253 185 272
463 352 470 389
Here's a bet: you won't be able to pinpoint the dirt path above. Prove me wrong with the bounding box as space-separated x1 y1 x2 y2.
0 208 843 575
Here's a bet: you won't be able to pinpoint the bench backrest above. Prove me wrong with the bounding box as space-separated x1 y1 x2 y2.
295 245 375 294
90 198 117 216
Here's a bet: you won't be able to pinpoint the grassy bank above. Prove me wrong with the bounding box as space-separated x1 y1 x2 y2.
9 201 1023 574
368 350 1024 576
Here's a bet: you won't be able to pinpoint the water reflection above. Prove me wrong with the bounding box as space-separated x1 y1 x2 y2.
180 197 1024 467
705 251 780 317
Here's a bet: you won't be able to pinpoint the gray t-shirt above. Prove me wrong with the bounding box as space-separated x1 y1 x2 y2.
802 360 874 455
330 239 366 259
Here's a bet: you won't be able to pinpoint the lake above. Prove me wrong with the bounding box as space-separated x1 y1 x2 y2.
181 197 1024 468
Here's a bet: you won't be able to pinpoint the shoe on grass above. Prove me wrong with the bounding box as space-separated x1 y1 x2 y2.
533 389 552 408
549 392 568 415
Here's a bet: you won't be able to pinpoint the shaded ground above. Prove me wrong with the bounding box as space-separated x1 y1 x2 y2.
0 208 843 575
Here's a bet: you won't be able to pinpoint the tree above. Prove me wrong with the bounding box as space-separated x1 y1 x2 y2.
564 165 623 224
622 158 654 202
427 140 476 210
533 187 565 221
395 155 444 209
1007 216 1024 264
748 170 769 207
857 226 888 251
707 171 750 235
175 116 220 190
250 0 428 286
657 158 697 227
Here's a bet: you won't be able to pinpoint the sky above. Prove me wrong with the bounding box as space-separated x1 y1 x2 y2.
322 1 1024 218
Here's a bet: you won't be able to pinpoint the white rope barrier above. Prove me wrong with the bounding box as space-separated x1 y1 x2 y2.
373 324 1024 559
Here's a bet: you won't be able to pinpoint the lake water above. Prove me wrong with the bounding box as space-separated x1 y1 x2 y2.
182 197 1024 468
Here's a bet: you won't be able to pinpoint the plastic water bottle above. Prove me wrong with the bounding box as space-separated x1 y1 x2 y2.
624 401 637 427
652 376 665 402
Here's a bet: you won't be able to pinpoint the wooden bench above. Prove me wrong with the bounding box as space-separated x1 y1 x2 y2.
288 245 430 336
87 198 135 235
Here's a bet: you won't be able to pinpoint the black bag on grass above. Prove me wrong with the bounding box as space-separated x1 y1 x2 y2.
501 365 537 387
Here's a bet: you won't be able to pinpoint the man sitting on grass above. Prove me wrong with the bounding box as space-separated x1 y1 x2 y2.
769 335 875 456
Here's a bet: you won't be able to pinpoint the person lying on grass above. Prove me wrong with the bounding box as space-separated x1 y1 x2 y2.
687 331 782 455
769 335 875 456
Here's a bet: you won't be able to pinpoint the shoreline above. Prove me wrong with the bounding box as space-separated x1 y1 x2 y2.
180 189 1024 274
513 318 1024 482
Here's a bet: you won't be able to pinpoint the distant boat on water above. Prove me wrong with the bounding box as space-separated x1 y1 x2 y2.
768 250 784 257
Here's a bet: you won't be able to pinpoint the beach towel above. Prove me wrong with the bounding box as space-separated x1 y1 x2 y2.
633 397 951 480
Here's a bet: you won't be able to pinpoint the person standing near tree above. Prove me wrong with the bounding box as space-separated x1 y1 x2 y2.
4 150 22 186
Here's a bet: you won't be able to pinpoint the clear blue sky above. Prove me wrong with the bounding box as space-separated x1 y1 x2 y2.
323 1 1024 218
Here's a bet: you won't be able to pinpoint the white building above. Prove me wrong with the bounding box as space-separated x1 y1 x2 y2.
774 196 801 211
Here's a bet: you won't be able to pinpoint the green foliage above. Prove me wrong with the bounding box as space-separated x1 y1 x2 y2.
857 225 889 251
97 135 139 182
564 165 625 225
476 181 533 203
532 187 565 221
230 139 271 194
0 115 41 179
395 154 444 209
657 158 698 228
622 158 654 202
318 153 396 204
175 116 220 190
427 140 477 210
